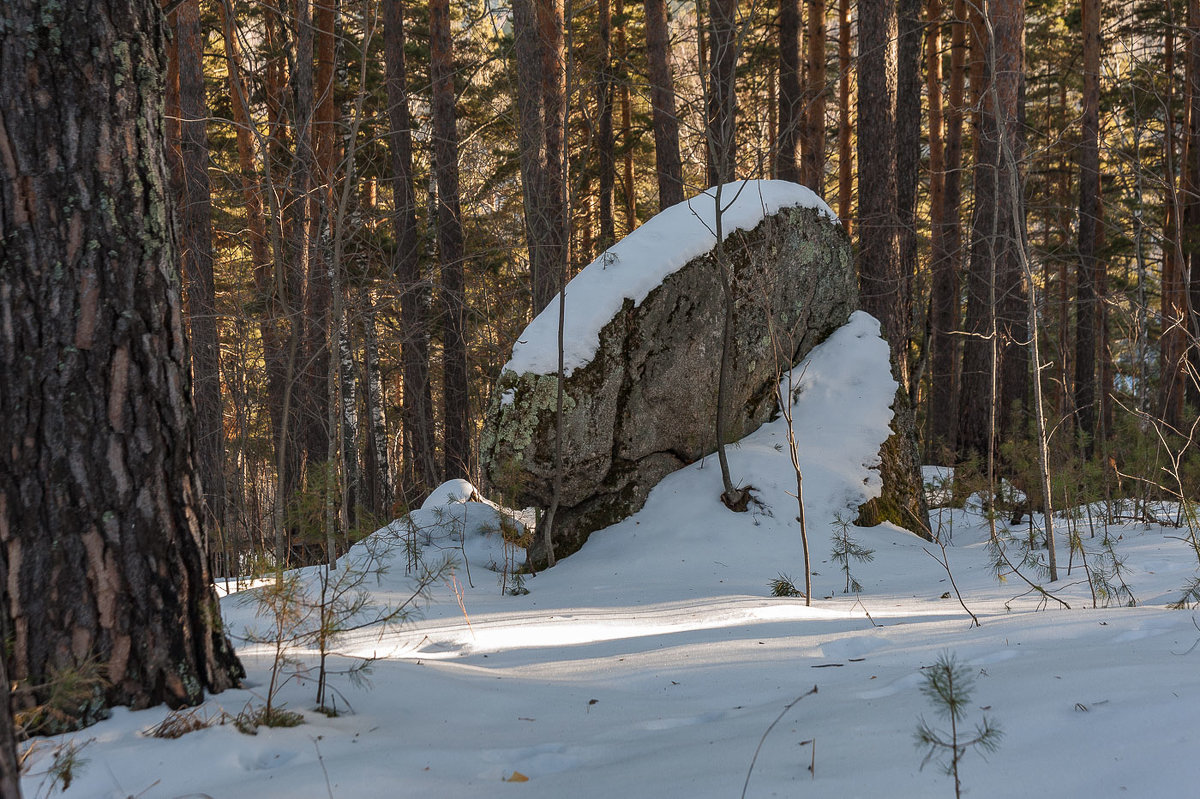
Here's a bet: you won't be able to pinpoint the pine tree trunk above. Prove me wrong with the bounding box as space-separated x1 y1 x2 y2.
1075 0 1101 451
170 0 227 535
431 0 472 480
837 0 853 232
644 0 684 208
300 0 335 472
957 0 1027 459
801 0 827 192
0 0 243 727
598 0 617 245
857 0 904 372
927 0 965 459
1187 0 1200 411
896 0 921 357
777 0 802 183
707 0 739 186
1162 22 1188 429
360 298 392 517
616 0 637 231
383 0 439 499
537 0 568 310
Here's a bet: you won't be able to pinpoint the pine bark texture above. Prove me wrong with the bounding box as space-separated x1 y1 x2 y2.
0 0 243 727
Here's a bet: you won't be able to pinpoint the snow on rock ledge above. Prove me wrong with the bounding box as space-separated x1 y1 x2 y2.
482 181 855 566
506 180 837 378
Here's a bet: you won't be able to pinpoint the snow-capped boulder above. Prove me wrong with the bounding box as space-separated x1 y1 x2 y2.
482 181 856 566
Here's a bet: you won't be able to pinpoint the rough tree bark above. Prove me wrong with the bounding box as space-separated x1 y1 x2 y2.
0 0 243 729
430 0 472 480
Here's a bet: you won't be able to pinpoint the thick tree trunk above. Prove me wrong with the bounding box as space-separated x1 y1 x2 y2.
170 0 227 535
777 0 802 183
644 0 684 208
1075 0 1101 451
384 0 439 499
430 0 471 480
707 0 739 186
801 0 827 192
0 0 243 729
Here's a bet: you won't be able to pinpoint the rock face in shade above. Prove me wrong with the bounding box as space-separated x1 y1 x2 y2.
482 184 856 566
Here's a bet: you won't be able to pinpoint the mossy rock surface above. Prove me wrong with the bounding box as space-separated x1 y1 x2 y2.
483 203 856 566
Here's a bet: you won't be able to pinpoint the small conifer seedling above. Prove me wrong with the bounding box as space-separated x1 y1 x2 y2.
914 652 1002 799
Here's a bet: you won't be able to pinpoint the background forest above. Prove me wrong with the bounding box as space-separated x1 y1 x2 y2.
170 0 1200 574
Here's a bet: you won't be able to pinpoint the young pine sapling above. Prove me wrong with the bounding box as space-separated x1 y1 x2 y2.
914 652 1003 799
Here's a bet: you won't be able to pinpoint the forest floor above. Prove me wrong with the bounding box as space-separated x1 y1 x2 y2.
25 312 1200 798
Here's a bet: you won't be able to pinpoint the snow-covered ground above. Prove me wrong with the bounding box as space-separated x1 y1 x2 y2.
25 312 1200 798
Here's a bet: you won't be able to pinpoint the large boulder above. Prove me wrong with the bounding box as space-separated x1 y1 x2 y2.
482 181 856 565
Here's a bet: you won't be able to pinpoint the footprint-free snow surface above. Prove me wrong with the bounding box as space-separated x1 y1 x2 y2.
27 312 1200 798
